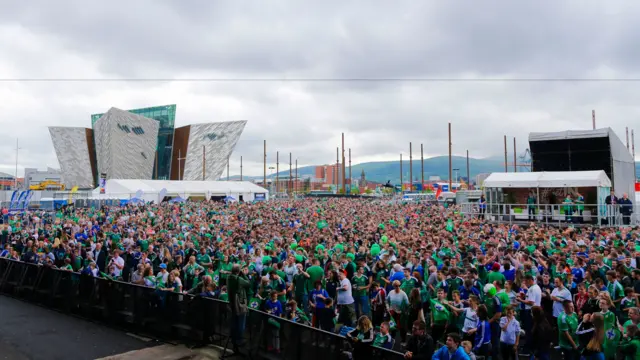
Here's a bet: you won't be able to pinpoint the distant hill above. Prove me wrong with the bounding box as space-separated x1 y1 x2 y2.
229 157 640 185
229 156 504 184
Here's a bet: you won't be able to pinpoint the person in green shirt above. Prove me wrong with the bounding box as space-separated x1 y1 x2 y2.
622 307 640 337
563 194 575 223
558 300 579 355
486 263 506 288
606 270 625 308
352 266 371 318
291 264 310 313
620 323 640 360
196 248 212 267
620 289 637 325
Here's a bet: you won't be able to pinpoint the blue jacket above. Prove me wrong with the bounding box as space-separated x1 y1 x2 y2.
474 320 491 351
432 345 470 360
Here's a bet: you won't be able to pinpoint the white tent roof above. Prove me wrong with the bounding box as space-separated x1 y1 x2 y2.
483 171 612 188
102 179 269 195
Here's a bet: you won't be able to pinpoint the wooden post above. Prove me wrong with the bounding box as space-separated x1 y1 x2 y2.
421 144 424 192
626 127 630 150
409 142 413 191
336 147 339 190
348 148 352 193
513 137 517 172
466 150 470 189
341 133 346 194
503 135 508 172
400 153 403 191
263 140 266 188
448 123 452 189
632 130 636 180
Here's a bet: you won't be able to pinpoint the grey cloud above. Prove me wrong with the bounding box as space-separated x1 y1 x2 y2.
1 1 640 177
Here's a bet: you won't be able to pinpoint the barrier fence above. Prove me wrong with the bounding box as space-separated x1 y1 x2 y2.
0 258 404 360
460 202 638 227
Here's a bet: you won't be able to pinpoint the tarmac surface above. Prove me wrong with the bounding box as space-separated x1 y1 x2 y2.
0 295 149 360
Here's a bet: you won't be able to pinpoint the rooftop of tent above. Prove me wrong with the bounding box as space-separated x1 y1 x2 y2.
483 170 612 188
98 179 269 195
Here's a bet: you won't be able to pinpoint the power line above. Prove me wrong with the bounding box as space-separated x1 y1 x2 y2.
2 77 640 82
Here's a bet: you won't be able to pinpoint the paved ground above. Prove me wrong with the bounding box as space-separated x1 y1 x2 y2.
0 295 150 360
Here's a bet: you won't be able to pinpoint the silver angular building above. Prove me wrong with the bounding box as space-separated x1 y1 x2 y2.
48 127 96 189
49 105 247 188
93 108 159 180
180 121 247 181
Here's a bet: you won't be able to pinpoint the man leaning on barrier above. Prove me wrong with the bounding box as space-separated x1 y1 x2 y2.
227 263 250 355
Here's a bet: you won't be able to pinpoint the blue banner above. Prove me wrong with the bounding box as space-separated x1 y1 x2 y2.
23 190 34 210
8 190 18 210
254 193 266 201
13 191 27 211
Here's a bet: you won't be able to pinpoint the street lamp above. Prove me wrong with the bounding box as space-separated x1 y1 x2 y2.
452 168 460 186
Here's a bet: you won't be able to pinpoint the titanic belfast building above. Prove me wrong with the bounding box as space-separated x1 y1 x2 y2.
49 105 246 188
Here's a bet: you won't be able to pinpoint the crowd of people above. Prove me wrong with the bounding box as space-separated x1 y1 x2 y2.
1 197 640 360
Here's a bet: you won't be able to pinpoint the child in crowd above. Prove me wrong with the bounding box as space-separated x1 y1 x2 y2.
460 341 476 360
499 305 520 360
264 291 283 352
317 297 335 332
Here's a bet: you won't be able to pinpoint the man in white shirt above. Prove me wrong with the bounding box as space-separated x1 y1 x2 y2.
516 274 541 355
109 250 125 277
337 271 356 327
551 278 572 319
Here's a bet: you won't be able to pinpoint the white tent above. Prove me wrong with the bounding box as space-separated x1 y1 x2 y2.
483 171 612 189
93 179 269 202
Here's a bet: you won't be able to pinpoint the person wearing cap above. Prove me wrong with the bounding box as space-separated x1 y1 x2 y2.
156 263 169 286
487 263 506 288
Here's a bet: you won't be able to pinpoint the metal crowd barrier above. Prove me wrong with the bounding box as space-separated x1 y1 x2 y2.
0 258 404 360
460 202 637 227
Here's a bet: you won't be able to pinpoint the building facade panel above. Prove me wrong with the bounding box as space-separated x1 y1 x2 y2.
93 108 160 180
48 127 95 188
170 125 191 180
182 121 247 181
92 104 176 179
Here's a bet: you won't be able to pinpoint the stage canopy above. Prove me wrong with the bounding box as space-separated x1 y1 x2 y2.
483 171 612 189
528 128 635 197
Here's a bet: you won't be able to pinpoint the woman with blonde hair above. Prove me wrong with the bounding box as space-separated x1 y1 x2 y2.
386 279 409 344
346 315 375 359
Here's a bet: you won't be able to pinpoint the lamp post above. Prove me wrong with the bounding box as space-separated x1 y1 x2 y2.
453 168 460 185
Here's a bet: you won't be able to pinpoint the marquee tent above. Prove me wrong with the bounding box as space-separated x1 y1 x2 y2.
483 171 612 189
92 179 269 202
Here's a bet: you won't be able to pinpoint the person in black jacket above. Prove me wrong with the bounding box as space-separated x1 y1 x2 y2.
404 320 434 360
346 315 375 360
604 190 618 225
619 193 634 225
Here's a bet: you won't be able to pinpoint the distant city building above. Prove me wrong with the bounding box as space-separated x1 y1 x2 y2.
428 176 441 181
49 105 247 188
23 167 62 189
0 172 17 190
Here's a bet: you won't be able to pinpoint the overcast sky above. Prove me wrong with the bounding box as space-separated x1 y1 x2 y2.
1 0 639 177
